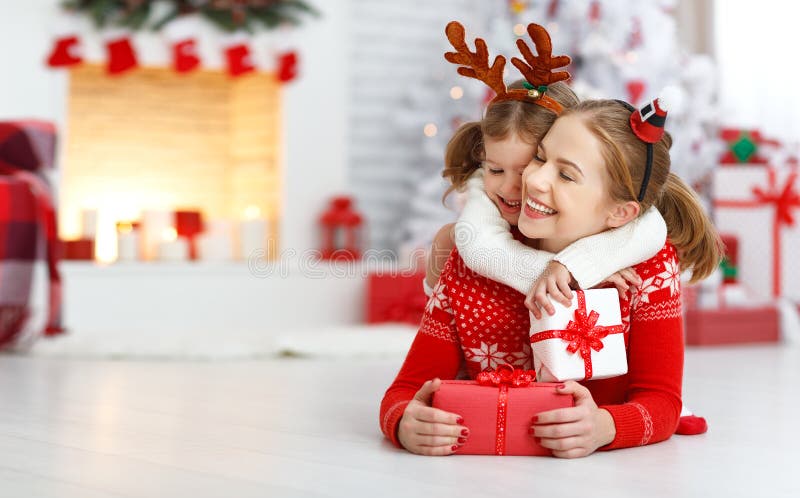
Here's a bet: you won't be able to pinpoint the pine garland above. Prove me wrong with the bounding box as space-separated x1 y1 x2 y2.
61 0 317 33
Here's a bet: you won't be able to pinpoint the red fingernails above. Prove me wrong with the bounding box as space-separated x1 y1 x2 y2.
461 428 469 436
451 444 459 451
528 427 535 435
458 437 467 444
456 416 464 425
557 384 566 389
531 415 539 423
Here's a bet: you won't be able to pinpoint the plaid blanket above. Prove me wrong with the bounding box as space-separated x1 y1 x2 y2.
0 121 63 351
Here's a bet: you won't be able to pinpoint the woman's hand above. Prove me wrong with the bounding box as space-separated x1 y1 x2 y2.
526 261 576 319
530 381 616 458
599 267 642 300
398 378 470 456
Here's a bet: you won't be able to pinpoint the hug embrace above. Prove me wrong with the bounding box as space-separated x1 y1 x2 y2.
380 21 722 458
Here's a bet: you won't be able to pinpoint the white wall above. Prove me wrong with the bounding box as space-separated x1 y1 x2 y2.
714 0 800 142
0 0 350 255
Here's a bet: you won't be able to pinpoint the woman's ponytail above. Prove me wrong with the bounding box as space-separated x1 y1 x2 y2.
656 172 723 283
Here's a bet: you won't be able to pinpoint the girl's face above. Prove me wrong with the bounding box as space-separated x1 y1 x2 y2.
482 134 536 226
517 114 622 252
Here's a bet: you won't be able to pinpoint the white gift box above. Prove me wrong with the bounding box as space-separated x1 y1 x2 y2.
712 165 800 301
529 288 627 382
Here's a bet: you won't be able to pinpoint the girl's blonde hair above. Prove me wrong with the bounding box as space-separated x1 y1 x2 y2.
442 80 579 199
561 99 723 282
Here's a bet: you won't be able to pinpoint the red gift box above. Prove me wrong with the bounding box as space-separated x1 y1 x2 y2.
432 367 574 456
59 238 94 261
684 307 780 346
366 271 428 325
719 128 779 165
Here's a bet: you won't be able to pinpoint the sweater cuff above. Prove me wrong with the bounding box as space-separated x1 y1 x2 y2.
554 244 606 289
382 400 411 448
597 404 648 451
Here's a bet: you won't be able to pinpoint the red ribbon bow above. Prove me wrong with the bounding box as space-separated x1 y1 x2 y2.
752 171 800 227
530 291 623 380
476 363 535 387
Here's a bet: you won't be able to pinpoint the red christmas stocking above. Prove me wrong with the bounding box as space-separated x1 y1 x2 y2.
276 51 298 83
46 35 82 67
225 44 255 77
173 39 201 73
106 36 138 75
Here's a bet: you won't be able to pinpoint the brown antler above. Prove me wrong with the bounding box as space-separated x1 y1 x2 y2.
444 21 507 97
510 23 571 87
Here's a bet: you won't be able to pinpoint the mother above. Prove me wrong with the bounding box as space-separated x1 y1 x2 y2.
379 97 721 458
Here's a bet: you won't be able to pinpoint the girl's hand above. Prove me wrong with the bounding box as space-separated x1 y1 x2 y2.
398 378 470 456
599 267 642 300
526 261 576 319
530 381 616 459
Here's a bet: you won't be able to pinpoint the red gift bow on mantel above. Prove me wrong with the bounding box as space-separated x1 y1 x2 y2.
530 291 624 380
475 364 537 456
714 168 800 297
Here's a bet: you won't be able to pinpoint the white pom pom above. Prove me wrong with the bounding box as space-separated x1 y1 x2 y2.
657 85 684 113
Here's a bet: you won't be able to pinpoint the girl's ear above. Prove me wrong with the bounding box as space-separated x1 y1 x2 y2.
605 200 641 228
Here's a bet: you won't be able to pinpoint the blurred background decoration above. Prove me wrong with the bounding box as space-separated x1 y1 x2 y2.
0 0 798 357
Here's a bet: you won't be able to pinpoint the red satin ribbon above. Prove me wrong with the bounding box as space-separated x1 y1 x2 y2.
530 291 624 380
714 169 799 297
476 364 536 455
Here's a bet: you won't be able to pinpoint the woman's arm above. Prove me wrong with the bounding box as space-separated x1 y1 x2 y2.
597 245 684 450
380 252 466 450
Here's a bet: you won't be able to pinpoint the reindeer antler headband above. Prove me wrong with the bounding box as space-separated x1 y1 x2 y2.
444 21 571 113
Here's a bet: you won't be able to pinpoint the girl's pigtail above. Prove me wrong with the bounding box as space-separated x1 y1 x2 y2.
442 121 483 202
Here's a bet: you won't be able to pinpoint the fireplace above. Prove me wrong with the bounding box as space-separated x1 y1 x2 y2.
59 64 282 262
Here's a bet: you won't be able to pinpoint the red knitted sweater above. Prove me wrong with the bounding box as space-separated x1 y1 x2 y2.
380 242 684 451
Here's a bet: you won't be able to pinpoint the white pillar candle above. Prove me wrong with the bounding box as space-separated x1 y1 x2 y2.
238 207 268 261
81 209 98 238
197 233 233 261
117 232 140 262
239 218 268 261
142 210 172 261
157 227 188 262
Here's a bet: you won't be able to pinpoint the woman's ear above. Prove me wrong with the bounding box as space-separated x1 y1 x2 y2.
605 200 641 228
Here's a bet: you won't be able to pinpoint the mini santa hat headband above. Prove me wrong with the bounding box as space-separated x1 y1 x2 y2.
444 21 571 114
616 87 679 202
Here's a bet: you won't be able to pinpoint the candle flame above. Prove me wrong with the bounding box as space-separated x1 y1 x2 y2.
244 205 261 219
117 221 134 234
162 227 178 242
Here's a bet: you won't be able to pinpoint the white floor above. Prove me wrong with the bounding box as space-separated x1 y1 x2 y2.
0 345 798 498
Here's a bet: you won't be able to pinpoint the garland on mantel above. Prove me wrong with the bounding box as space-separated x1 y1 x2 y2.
47 0 317 78
62 0 317 33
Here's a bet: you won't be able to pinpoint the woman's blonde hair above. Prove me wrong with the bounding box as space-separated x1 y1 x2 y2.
561 99 723 282
442 80 579 199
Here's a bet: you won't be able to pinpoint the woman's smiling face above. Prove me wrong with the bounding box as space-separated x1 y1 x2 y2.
517 114 621 252
482 134 536 226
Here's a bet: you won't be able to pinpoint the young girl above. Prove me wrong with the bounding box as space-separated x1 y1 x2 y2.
381 23 719 457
